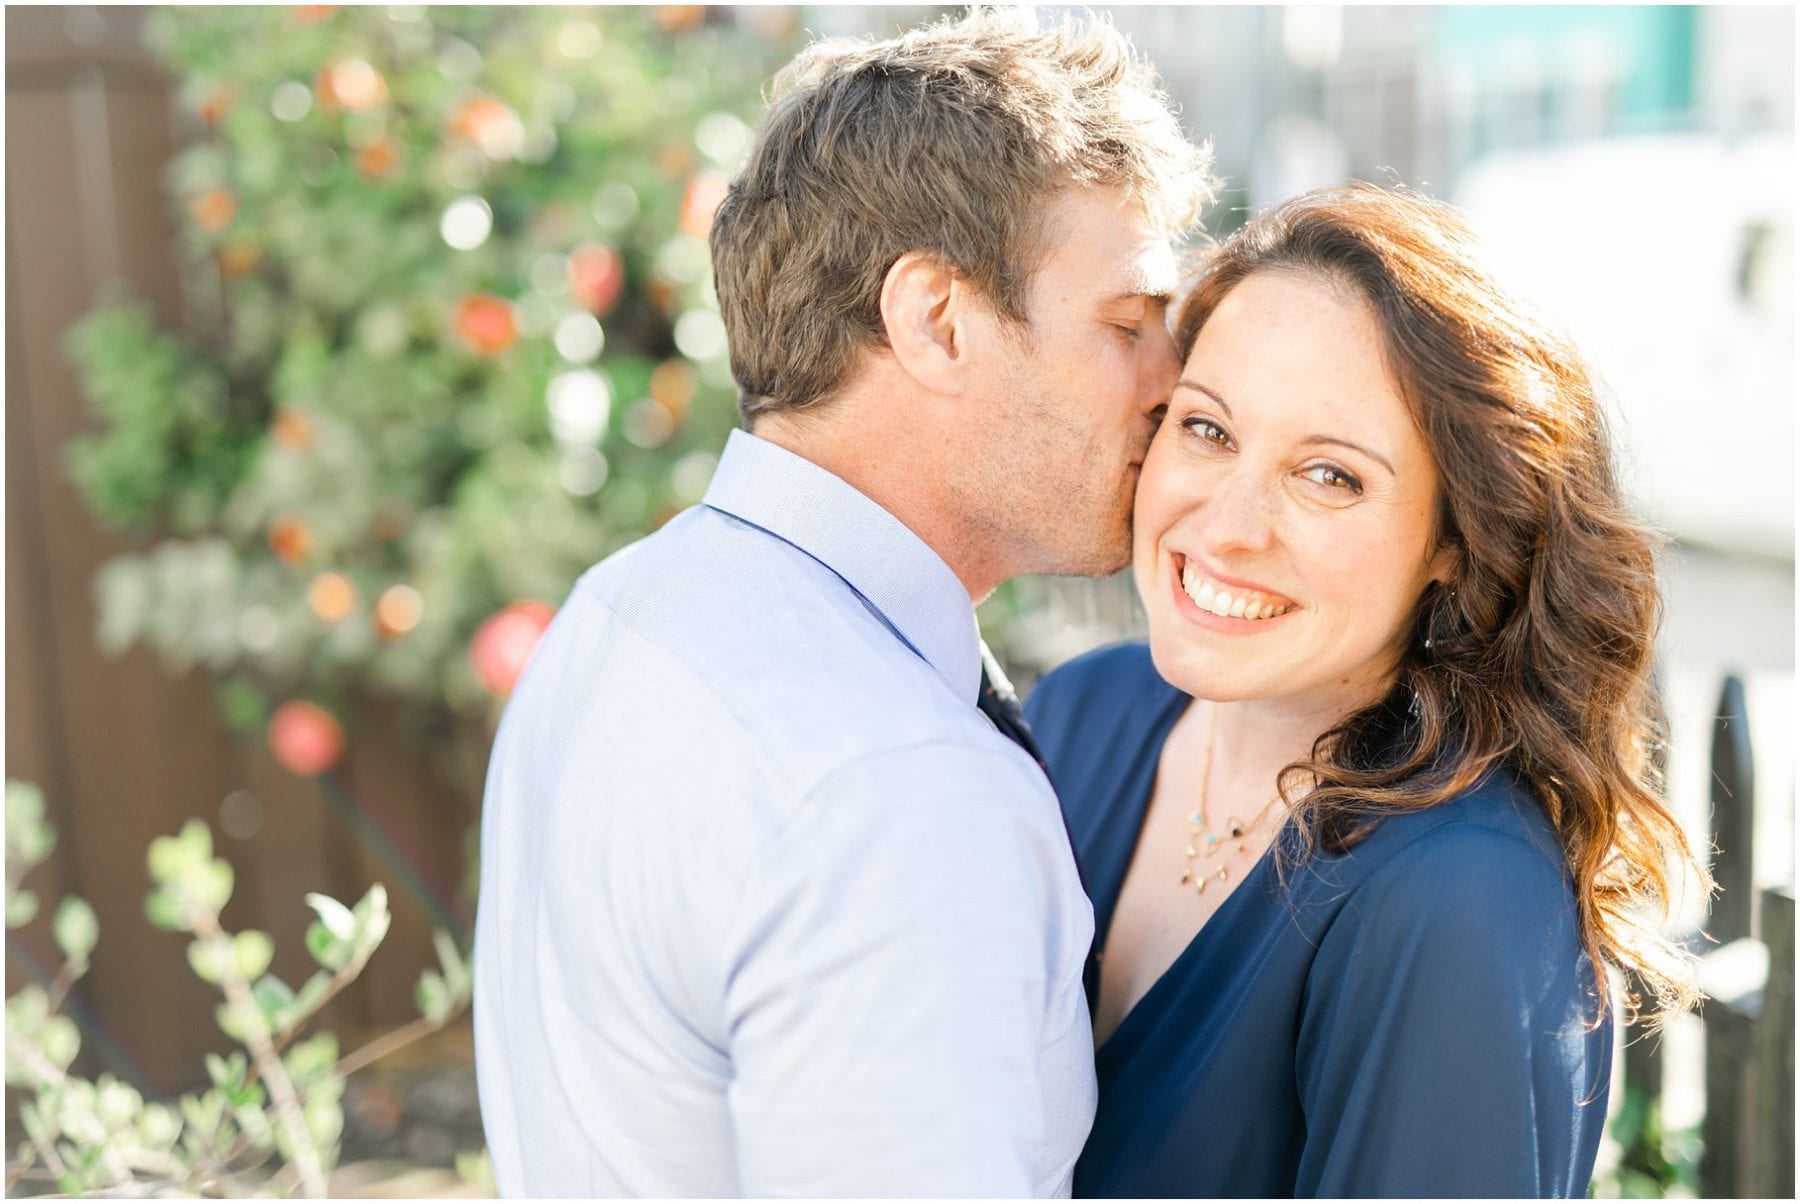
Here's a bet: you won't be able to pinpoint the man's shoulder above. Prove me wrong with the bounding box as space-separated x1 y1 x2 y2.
564 505 1006 790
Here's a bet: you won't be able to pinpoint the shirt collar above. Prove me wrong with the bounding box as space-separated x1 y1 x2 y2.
702 428 982 704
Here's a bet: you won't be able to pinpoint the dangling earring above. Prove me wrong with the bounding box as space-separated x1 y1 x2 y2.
1422 584 1460 654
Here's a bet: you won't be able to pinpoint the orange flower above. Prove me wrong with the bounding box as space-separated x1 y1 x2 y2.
190 188 237 233
453 294 517 357
655 6 707 34
679 172 730 238
268 701 344 777
568 243 624 316
198 85 234 126
218 241 262 279
315 58 385 112
271 408 313 450
355 137 399 179
269 516 314 565
375 585 424 638
449 95 523 159
469 600 557 696
645 279 678 314
307 572 357 622
649 360 699 417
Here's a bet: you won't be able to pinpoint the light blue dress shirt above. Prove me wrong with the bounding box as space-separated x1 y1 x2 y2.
473 429 1097 1197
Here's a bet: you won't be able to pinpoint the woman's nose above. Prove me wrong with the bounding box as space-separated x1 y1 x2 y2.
1197 467 1278 557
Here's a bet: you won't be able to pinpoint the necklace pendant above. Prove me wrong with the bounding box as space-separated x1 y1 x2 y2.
1226 816 1246 838
1195 877 1209 896
1184 845 1197 858
1180 871 1191 885
1188 811 1204 827
1203 831 1221 850
1236 841 1247 854
1216 866 1229 881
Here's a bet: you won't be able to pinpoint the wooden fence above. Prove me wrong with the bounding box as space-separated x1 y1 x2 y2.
5 5 476 1097
1616 674 1797 1197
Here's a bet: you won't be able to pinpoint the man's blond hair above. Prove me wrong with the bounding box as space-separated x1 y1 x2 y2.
710 8 1215 423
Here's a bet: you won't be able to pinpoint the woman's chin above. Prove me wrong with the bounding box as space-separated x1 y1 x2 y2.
1143 630 1251 702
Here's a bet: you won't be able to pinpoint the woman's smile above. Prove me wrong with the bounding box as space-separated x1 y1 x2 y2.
1167 553 1297 628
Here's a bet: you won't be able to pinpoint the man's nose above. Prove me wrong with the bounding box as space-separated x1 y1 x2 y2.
1138 322 1180 418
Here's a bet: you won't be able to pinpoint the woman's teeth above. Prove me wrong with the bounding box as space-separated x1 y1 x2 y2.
1181 562 1291 621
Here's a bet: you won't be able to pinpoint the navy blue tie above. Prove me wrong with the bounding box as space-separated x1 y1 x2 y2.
976 645 1047 773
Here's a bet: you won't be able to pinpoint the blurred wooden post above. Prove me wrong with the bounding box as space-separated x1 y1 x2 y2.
1751 886 1794 1197
1708 675 1754 944
1698 674 1760 1197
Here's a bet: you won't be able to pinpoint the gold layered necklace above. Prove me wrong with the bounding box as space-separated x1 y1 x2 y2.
1180 703 1284 896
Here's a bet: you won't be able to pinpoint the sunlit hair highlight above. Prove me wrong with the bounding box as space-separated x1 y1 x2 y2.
1175 183 1711 1030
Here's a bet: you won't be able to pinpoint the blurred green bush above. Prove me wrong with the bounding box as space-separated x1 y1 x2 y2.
65 6 796 761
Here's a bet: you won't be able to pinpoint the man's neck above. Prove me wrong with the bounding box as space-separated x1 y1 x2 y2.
750 400 1006 604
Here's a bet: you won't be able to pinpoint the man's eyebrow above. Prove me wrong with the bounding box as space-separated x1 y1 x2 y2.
1171 379 1398 474
1102 287 1174 307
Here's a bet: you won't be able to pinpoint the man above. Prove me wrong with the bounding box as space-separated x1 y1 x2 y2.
473 9 1212 1196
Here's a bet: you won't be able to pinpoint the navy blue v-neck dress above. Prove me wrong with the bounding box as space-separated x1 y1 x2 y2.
1025 642 1612 1199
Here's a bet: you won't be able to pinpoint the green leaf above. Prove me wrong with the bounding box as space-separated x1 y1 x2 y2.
432 927 470 998
233 929 273 981
304 1095 344 1150
143 888 184 932
415 968 452 1025
8 889 39 929
196 858 234 913
251 973 295 1026
19 1098 50 1146
351 882 390 948
41 1016 79 1071
5 780 54 869
305 919 350 971
137 1102 181 1151
280 969 334 1030
187 937 230 985
305 892 356 941
282 1032 339 1088
178 1089 227 1145
455 1149 495 1191
53 897 99 969
204 1052 245 1093
214 1000 257 1042
147 818 214 884
235 1104 274 1151
94 1075 143 1130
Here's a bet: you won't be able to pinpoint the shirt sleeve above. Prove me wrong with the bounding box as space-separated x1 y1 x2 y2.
721 738 1094 1197
1293 822 1611 1198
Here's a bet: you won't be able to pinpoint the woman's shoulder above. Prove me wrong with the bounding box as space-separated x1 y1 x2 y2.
1307 769 1578 933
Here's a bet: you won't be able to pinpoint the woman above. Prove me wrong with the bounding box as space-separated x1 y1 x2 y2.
1025 185 1708 1197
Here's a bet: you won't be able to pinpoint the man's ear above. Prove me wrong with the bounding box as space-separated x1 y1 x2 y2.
879 251 972 396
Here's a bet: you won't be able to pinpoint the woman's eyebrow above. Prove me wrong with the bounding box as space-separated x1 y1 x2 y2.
1173 378 1231 417
1304 435 1395 475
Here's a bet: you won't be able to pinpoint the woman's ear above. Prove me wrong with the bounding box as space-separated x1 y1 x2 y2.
1429 543 1459 590
879 251 970 396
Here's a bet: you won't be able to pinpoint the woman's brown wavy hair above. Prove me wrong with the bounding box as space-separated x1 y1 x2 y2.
1174 184 1710 1028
